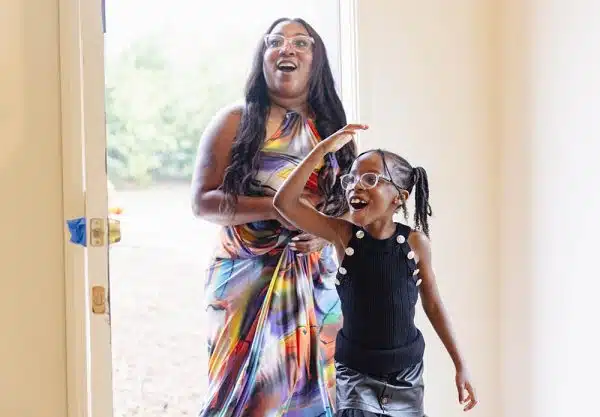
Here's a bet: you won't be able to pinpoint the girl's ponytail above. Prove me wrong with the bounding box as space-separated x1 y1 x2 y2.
412 167 433 237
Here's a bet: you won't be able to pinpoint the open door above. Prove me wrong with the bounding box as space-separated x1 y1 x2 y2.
60 0 114 416
80 0 114 415
79 0 115 414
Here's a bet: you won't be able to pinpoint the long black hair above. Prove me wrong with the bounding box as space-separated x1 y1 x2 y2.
220 17 356 216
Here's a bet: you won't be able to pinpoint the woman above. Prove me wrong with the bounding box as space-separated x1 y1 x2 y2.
191 18 356 417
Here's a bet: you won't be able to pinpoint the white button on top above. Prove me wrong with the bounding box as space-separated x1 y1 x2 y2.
356 230 365 239
338 267 347 275
381 396 389 404
396 235 406 244
407 251 415 260
345 247 355 256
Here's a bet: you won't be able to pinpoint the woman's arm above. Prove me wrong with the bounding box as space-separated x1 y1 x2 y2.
409 231 478 411
191 104 279 226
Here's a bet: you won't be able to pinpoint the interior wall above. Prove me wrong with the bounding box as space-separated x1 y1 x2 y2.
499 1 534 416
499 1 600 415
356 1 500 416
0 1 68 417
518 1 600 416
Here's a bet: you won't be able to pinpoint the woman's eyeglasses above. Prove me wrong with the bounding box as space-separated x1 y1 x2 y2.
264 34 314 53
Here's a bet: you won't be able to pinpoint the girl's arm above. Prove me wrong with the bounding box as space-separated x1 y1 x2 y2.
273 124 367 250
409 231 478 412
274 146 348 249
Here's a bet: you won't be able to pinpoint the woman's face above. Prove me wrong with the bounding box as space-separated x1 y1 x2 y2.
262 20 314 100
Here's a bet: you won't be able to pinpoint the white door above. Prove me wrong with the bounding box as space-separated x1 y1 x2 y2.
60 0 114 416
81 0 114 415
60 0 359 416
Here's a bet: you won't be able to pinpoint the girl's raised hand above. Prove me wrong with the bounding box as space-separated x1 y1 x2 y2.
318 124 369 154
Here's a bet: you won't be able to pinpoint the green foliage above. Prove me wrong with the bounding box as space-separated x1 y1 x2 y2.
105 33 247 186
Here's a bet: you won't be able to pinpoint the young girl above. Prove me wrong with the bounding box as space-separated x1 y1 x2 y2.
273 124 478 416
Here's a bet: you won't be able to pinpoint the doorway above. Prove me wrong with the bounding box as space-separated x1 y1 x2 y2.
101 1 353 416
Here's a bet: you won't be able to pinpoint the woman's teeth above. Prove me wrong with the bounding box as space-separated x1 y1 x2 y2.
277 62 297 72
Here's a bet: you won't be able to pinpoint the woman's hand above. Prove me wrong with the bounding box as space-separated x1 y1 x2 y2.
456 368 478 411
317 124 369 154
289 233 328 254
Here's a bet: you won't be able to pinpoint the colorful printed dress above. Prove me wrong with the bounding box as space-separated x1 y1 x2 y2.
199 111 343 417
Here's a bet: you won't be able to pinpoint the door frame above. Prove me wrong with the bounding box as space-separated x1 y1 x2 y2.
59 0 89 415
59 1 361 416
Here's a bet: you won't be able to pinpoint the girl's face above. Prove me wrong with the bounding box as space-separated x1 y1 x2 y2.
343 152 407 227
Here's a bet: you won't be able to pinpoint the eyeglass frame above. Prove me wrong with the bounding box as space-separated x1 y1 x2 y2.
340 150 405 194
263 34 315 52
339 172 396 191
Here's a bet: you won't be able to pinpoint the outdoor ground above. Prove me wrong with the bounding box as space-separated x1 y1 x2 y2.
110 184 218 417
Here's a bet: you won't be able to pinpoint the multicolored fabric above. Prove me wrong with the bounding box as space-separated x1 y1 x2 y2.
200 111 343 417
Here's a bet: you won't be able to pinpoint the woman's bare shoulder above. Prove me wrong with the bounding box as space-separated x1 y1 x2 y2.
212 101 244 129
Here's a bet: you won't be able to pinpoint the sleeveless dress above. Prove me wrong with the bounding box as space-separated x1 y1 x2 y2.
199 111 342 417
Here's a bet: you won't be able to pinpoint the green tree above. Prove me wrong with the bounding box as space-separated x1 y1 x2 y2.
105 32 246 187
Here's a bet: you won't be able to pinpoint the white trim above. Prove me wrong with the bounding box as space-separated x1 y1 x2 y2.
59 1 91 417
338 0 361 123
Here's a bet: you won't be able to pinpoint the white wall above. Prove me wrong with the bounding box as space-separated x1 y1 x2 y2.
499 1 534 416
356 1 500 416
358 1 600 417
0 1 68 416
501 1 600 416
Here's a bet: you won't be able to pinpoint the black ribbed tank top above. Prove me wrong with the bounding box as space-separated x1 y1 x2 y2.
334 222 425 375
